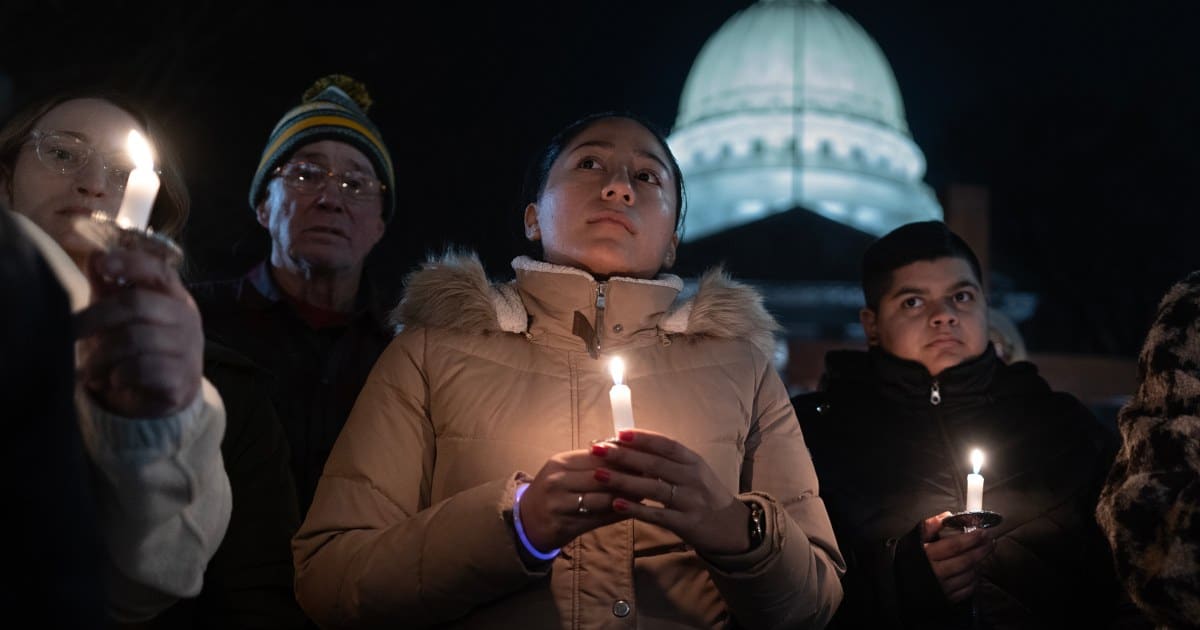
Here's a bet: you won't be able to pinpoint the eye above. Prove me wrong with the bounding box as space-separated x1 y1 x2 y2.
576 157 602 170
106 156 134 177
294 163 325 182
107 166 131 182
44 144 79 164
37 133 88 167
953 290 975 303
341 175 366 194
635 170 662 185
901 296 924 309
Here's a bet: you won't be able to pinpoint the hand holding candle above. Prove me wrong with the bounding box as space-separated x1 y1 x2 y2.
966 449 984 512
114 130 161 231
608 357 635 435
71 128 181 270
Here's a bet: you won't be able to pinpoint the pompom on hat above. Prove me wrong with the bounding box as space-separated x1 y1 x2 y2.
248 74 396 222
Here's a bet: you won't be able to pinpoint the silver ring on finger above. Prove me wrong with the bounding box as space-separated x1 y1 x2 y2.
576 494 589 515
665 481 677 507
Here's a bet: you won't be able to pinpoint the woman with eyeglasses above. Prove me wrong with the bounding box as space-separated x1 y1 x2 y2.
294 112 845 628
0 91 306 628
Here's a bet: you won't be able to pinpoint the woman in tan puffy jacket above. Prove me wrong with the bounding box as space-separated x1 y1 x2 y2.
293 112 845 629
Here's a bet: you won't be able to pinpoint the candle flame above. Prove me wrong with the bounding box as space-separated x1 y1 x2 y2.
970 449 984 474
126 130 155 171
608 357 625 385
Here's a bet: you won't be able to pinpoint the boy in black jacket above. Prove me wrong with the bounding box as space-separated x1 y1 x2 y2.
794 221 1141 629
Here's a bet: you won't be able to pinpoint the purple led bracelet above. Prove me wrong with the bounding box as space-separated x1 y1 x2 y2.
513 483 561 561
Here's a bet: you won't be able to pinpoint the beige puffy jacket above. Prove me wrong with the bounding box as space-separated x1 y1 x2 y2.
294 254 845 629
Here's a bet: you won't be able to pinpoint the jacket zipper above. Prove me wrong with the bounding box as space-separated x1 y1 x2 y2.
931 401 976 625
594 283 607 355
928 377 980 625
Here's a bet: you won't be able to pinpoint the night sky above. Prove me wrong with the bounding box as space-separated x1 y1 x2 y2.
3 0 1197 357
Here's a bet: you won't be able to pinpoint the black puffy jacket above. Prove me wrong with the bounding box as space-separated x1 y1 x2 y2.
793 347 1133 629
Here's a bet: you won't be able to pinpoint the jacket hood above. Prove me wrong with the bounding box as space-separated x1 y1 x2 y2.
390 250 781 357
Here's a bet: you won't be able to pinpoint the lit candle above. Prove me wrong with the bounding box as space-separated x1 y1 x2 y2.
114 130 161 230
966 449 985 512
608 357 635 434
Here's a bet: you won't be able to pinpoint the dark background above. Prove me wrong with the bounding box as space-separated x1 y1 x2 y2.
2 0 1197 357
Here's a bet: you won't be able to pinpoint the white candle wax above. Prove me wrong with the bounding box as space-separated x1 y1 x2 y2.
608 357 635 434
114 130 160 230
966 449 985 512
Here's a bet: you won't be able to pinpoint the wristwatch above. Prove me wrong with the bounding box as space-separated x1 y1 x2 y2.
745 500 766 550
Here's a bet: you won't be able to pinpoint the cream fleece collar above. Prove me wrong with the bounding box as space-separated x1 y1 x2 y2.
391 250 780 357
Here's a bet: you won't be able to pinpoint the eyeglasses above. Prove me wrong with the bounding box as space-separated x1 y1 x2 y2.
27 130 138 192
273 161 386 201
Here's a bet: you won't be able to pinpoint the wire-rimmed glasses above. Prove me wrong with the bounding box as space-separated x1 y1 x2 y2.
28 130 139 192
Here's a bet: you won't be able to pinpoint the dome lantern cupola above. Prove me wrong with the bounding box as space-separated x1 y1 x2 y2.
669 0 942 240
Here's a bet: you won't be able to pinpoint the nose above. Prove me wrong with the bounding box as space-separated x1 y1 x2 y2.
602 168 635 205
929 299 959 327
313 181 347 212
73 159 110 198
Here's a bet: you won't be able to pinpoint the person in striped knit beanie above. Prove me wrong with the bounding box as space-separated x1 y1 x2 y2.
190 74 399 525
248 74 396 223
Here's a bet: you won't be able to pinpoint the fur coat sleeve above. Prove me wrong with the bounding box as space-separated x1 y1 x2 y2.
1097 270 1200 627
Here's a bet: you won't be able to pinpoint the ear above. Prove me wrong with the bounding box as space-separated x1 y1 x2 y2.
255 199 270 229
523 203 541 241
859 307 880 346
663 233 679 268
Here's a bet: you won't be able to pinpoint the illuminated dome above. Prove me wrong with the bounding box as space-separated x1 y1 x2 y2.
669 0 942 240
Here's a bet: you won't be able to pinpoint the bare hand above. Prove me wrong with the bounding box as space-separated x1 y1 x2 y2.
921 511 995 602
76 249 203 418
591 428 751 556
519 446 644 552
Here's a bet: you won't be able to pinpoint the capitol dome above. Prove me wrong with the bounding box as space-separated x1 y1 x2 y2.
669 0 942 240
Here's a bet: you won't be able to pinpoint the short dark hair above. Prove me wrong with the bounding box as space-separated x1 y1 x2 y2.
522 111 687 234
861 220 983 310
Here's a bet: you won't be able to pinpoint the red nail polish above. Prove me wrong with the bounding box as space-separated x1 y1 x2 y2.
591 444 608 457
618 430 634 442
613 499 629 512
594 468 611 482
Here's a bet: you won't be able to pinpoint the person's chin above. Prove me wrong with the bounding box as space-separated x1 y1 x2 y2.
570 253 619 276
54 227 101 262
291 244 353 270
929 343 992 375
924 349 967 375
573 246 656 278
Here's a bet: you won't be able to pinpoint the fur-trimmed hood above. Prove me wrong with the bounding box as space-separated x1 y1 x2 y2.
391 251 781 358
